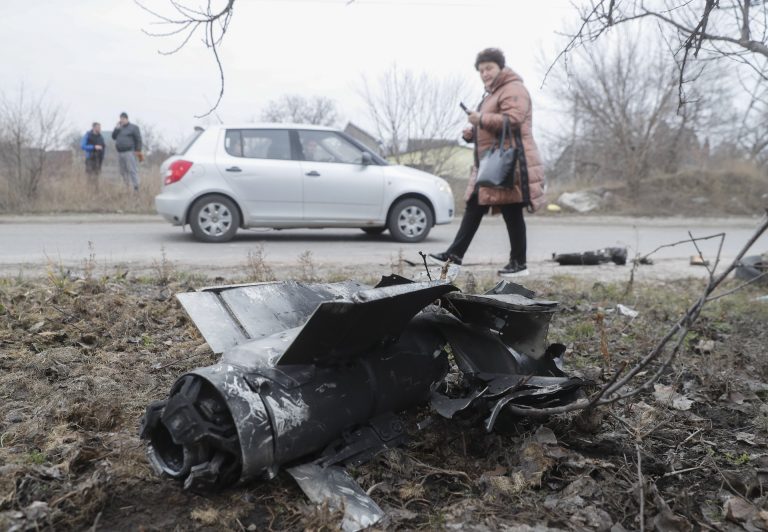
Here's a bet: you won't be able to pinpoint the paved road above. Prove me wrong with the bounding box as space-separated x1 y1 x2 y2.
0 214 766 281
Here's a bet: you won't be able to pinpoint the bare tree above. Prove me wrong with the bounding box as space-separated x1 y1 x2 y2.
555 1 768 105
548 34 728 193
137 0 235 117
360 65 469 177
731 62 768 166
0 87 67 208
260 95 339 126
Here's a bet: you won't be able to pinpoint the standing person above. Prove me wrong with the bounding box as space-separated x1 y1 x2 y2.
430 48 545 277
80 122 105 188
112 112 143 192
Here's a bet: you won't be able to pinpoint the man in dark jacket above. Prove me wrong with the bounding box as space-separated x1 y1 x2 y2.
112 112 143 192
81 122 105 186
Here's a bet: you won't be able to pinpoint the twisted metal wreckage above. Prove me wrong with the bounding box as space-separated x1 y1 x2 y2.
140 275 585 531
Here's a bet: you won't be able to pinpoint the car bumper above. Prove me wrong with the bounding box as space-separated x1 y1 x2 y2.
155 184 193 225
433 189 455 225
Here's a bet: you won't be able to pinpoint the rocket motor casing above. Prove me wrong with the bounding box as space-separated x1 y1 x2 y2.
143 320 449 489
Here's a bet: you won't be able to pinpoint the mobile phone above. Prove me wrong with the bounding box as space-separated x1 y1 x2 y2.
459 102 470 114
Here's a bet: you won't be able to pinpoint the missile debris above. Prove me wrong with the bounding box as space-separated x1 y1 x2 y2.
140 276 583 530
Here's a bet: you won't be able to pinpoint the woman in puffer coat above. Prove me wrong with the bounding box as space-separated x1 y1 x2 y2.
430 47 545 277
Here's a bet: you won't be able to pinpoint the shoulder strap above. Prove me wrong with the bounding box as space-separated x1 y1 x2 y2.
512 126 531 208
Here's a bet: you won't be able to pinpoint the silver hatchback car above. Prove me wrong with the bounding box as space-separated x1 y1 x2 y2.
155 124 455 243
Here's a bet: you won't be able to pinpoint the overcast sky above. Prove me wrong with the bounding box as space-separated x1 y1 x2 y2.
2 0 577 154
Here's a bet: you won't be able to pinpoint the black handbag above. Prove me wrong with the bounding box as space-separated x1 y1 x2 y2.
475 115 519 188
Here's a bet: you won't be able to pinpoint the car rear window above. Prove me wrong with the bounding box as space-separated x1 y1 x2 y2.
225 129 292 160
177 128 204 155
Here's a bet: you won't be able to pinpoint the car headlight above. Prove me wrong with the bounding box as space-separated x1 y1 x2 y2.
436 179 451 195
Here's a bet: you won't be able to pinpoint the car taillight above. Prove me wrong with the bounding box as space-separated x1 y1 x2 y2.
165 160 193 185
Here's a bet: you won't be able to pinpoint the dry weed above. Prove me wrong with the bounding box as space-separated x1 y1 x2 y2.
245 244 276 282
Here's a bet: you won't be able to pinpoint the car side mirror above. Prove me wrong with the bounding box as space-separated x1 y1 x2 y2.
361 151 373 166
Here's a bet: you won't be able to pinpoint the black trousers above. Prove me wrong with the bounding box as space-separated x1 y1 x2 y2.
85 157 103 176
446 195 527 265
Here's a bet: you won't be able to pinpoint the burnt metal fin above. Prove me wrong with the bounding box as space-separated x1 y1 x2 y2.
176 292 248 354
430 386 488 418
484 280 536 299
374 274 414 288
176 281 366 354
287 463 385 532
427 314 520 375
484 378 585 431
276 282 458 366
443 293 558 360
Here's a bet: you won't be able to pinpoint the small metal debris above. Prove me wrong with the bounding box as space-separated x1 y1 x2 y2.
553 247 627 266
735 254 767 284
616 304 639 318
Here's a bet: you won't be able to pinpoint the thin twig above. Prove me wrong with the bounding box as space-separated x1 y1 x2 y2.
706 270 768 302
660 465 706 478
586 361 627 409
151 351 203 372
637 442 645 532
687 230 714 278
636 232 725 263
418 251 432 281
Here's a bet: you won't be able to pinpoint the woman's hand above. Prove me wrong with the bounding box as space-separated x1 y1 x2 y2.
467 111 481 126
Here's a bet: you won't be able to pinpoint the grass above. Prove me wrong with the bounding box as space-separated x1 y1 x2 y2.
2 165 162 214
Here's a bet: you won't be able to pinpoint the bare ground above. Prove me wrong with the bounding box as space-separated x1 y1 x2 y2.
1 265 768 531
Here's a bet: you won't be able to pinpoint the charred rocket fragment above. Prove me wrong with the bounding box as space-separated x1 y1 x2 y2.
553 247 628 266
140 276 584 531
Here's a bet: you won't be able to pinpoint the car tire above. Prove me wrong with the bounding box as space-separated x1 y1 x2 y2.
361 227 387 235
387 198 433 243
189 194 240 243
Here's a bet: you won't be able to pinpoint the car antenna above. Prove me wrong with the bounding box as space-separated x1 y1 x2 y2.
202 94 224 124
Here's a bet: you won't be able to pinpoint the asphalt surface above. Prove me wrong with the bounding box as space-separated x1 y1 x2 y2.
1 213 766 281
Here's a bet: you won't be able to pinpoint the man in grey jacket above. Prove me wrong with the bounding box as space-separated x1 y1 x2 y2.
112 112 143 192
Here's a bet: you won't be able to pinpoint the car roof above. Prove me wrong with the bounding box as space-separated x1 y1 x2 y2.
202 123 339 132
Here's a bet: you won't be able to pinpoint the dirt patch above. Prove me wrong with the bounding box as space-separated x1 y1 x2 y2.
1 271 768 530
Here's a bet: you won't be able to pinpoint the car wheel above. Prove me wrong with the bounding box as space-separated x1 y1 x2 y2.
189 194 240 243
361 227 386 235
388 198 433 243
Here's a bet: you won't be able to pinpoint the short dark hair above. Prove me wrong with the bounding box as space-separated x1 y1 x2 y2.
475 48 505 70
120 112 128 119
92 122 100 128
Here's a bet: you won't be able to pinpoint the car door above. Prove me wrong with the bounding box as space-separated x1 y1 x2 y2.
216 128 303 223
297 130 384 223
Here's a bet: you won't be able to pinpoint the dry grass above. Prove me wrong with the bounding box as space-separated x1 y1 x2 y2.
2 165 161 214
546 160 768 216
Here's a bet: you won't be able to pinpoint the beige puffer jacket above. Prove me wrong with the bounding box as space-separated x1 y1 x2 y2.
464 67 545 211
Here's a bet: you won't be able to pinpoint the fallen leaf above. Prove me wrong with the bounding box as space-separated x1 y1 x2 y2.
735 432 757 446
672 396 693 411
534 426 558 445
654 384 694 411
724 496 755 523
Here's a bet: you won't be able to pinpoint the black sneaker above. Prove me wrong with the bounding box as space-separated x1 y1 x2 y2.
498 261 529 277
428 252 463 266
